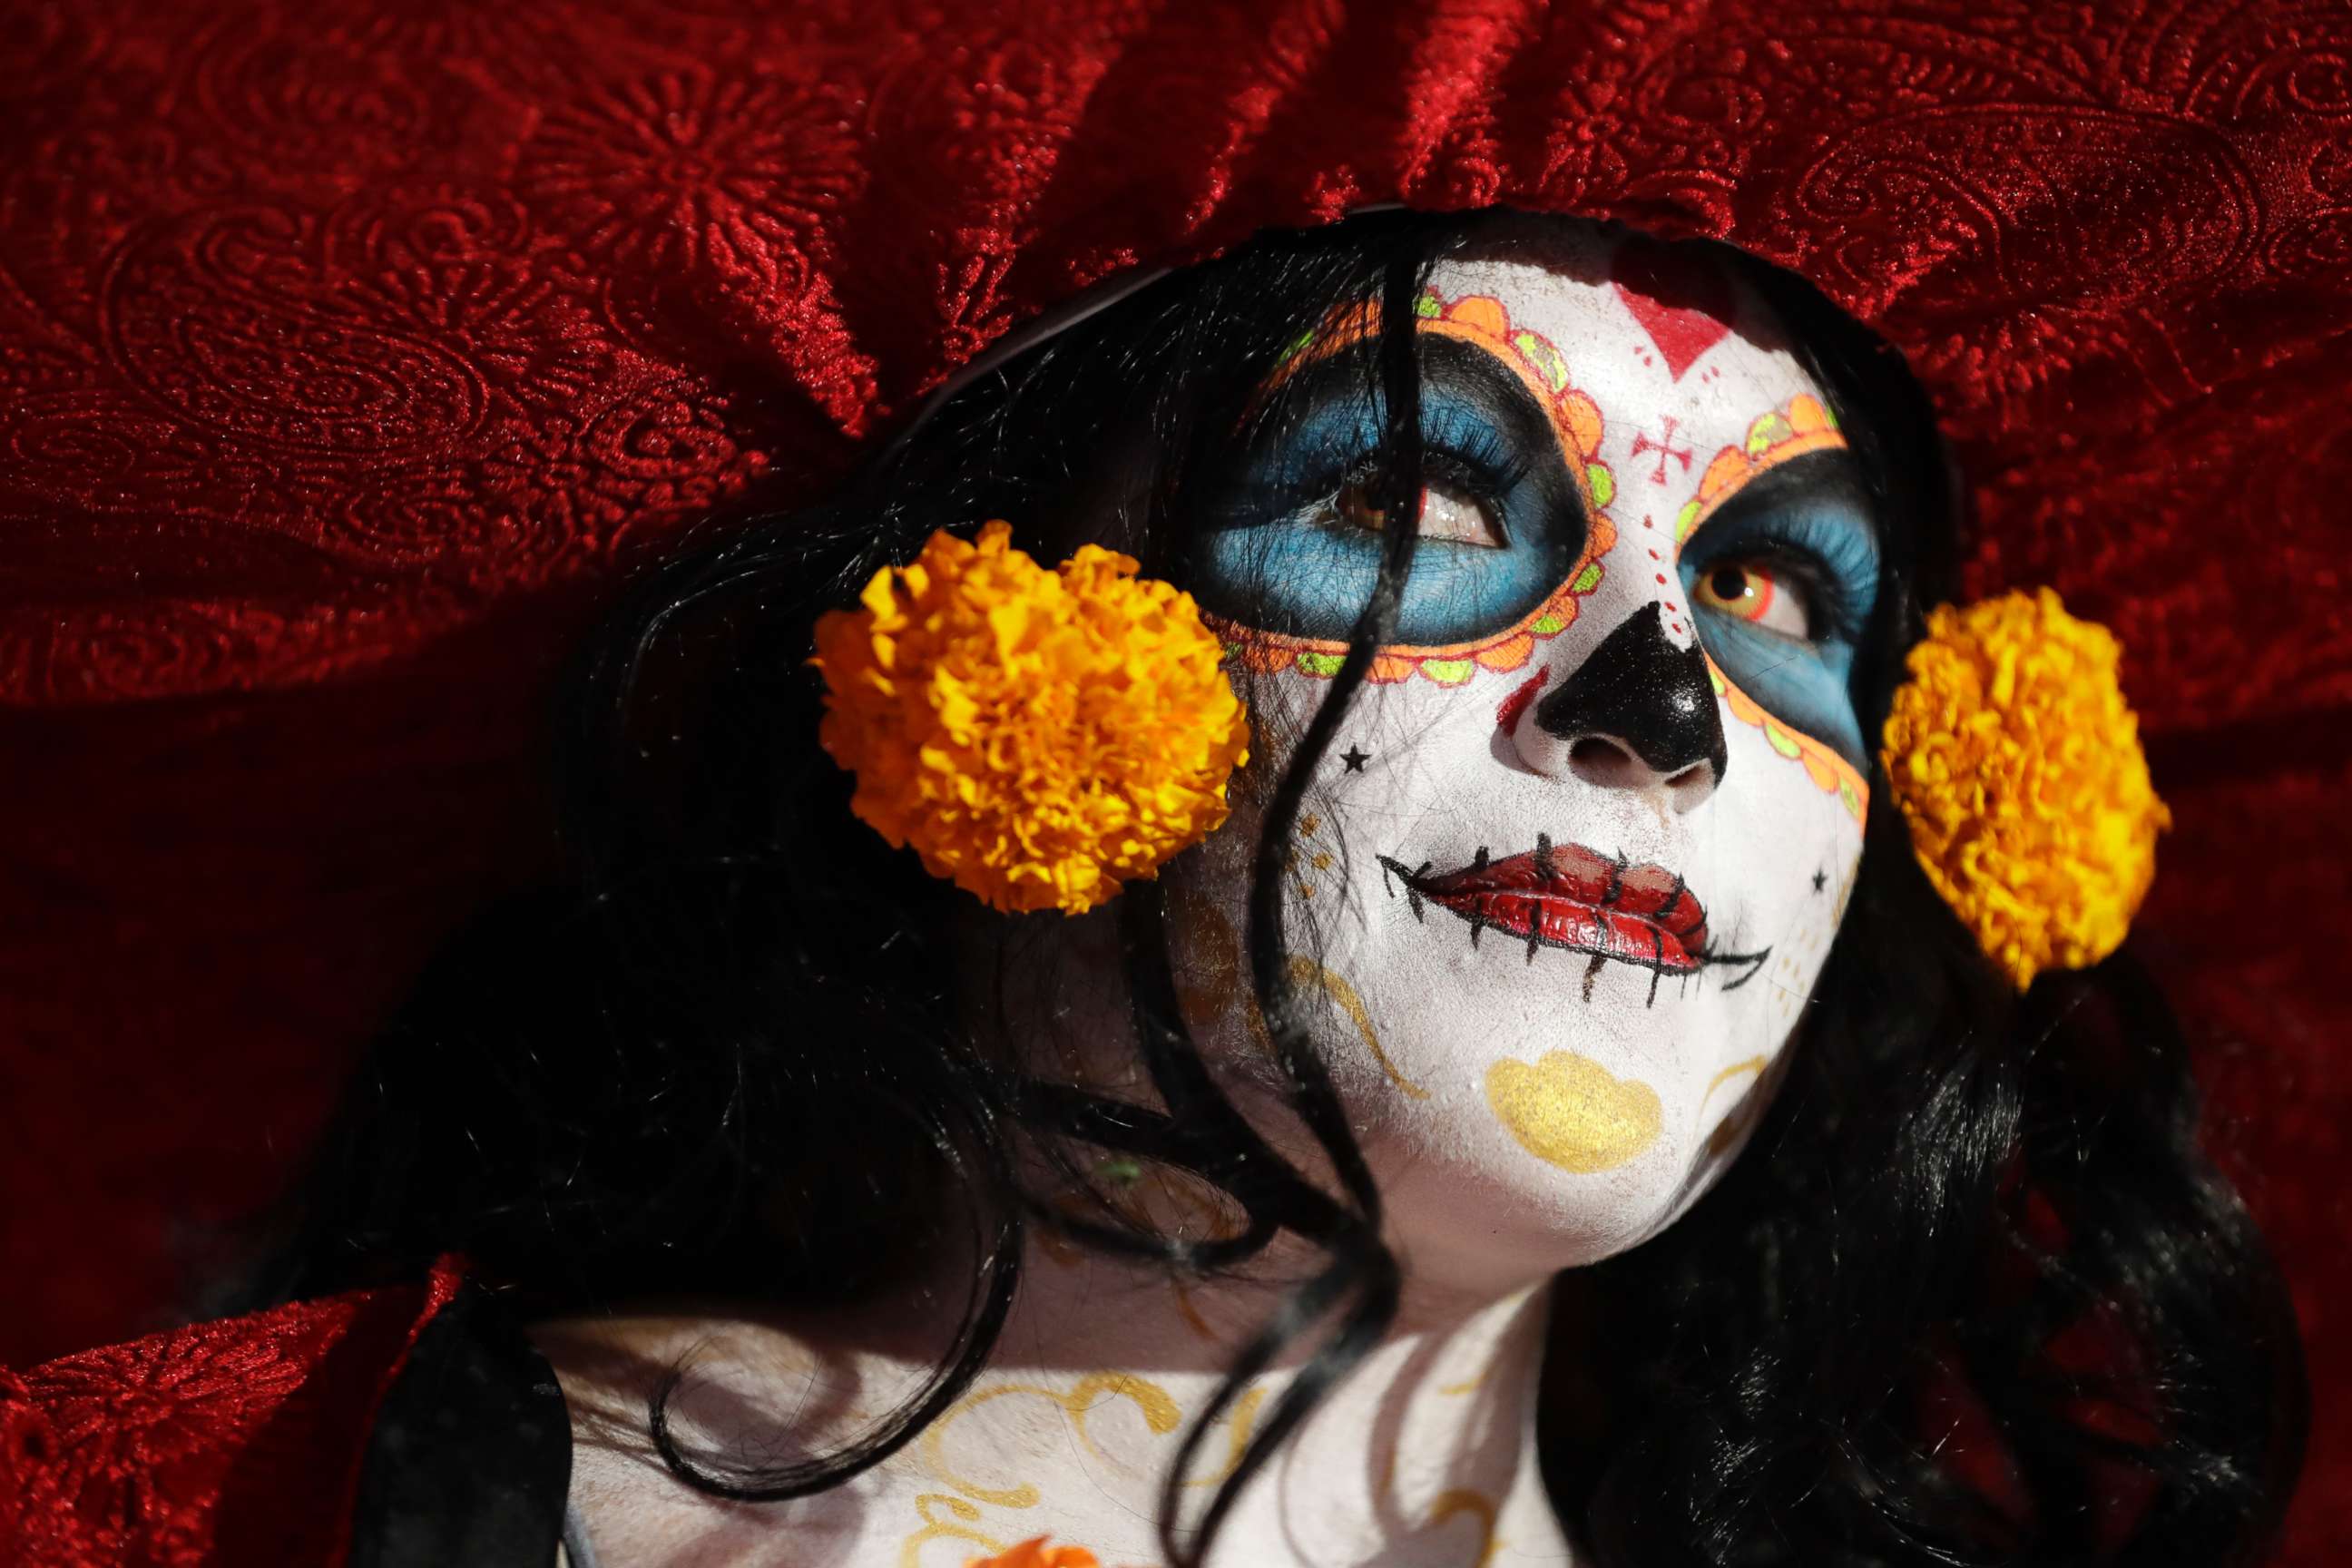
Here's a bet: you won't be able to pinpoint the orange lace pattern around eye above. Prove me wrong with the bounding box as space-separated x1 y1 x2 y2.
1215 291 1618 688
1705 657 1868 823
1675 395 1848 546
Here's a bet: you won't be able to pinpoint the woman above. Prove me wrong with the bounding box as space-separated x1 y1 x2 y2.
203 210 2292 1566
0 9 2320 1564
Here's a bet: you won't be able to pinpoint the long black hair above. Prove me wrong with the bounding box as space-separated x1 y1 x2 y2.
259 210 2306 1566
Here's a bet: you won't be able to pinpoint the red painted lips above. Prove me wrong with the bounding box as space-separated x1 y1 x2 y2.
1387 837 1710 973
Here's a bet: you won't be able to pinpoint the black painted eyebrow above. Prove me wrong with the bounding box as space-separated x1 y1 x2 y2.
1695 446 1875 535
1250 332 1568 473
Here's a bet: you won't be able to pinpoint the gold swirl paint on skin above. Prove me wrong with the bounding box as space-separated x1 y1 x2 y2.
1700 1055 1770 1155
1181 1386 1267 1489
904 1372 1271 1563
1370 1448 1504 1565
919 1376 1181 1508
1289 956 1429 1100
1210 289 1619 688
901 1493 1003 1567
1171 877 1431 1102
1485 1051 1662 1173
1702 1055 1769 1104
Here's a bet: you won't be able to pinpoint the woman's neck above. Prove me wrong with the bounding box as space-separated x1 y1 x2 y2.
542 1233 1577 1567
960 1231 1570 1565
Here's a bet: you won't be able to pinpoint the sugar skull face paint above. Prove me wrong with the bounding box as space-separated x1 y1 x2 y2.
1173 224 1879 1281
1194 290 1620 689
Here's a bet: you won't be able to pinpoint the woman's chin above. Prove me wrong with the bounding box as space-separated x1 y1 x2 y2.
1363 1109 1740 1294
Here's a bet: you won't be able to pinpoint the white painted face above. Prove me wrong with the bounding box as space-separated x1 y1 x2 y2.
1170 223 1879 1287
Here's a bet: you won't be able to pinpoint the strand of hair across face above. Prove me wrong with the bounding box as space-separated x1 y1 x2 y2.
1144 237 1433 1568
1240 250 1426 1230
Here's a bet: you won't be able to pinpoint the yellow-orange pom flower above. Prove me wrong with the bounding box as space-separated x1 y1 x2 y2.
965 1538 1102 1568
1881 588 2171 990
813 522 1250 916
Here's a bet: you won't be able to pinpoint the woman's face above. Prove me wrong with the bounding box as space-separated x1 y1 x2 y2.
1171 223 1878 1285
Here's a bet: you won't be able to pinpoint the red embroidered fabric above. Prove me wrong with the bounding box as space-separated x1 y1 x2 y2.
0 1263 462 1567
0 0 2346 1555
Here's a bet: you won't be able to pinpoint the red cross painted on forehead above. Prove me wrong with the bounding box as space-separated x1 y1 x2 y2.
1610 238 1739 382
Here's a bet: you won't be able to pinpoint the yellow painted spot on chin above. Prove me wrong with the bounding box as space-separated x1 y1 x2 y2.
1485 1052 1661 1173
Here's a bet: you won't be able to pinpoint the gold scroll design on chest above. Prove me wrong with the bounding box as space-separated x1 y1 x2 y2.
907 1375 1500 1566
904 1376 1268 1566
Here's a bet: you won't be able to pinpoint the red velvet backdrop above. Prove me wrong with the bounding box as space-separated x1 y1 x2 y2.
2 0 2345 1553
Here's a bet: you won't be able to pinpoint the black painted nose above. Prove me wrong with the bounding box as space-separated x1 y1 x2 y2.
1530 603 1727 806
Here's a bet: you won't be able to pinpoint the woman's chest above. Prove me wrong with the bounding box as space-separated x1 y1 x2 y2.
564 1426 1573 1568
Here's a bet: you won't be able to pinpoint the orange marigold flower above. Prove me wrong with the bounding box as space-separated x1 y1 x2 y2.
965 1538 1102 1568
813 522 1251 916
1881 588 2170 990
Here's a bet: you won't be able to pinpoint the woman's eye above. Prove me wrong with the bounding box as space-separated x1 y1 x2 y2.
1693 558 1812 639
1330 477 1504 548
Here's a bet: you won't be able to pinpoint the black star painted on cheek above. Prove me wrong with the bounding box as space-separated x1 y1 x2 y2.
1340 744 1370 773
1812 869 1828 893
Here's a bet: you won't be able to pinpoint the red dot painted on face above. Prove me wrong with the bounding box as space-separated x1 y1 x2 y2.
1647 548 1660 560
1495 667 1550 735
1612 237 1739 382
1655 573 1668 584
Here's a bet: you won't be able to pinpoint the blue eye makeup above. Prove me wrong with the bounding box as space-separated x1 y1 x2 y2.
1191 338 1588 646
1676 450 1882 765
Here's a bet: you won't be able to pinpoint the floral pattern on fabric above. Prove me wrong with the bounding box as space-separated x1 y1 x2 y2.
0 1263 463 1567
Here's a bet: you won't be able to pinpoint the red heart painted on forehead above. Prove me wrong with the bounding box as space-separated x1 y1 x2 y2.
1610 238 1738 381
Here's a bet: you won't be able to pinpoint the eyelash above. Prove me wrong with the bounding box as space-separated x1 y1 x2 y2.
1275 405 1534 530
1688 520 1873 643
